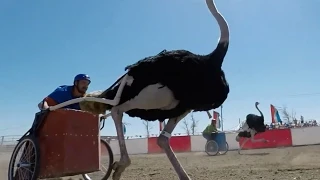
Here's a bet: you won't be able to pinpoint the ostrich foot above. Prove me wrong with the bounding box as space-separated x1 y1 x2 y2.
178 174 192 180
238 149 241 154
112 160 131 180
157 112 192 180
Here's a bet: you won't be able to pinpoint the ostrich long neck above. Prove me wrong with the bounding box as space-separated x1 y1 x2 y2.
205 0 229 68
206 0 229 44
255 104 264 118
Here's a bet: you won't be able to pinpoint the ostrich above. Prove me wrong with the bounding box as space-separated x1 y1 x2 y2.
80 0 230 179
236 102 267 153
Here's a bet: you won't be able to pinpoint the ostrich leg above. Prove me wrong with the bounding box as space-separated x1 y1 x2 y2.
157 111 191 180
110 107 131 180
238 137 267 154
237 130 267 154
248 130 267 143
110 83 179 180
237 138 249 154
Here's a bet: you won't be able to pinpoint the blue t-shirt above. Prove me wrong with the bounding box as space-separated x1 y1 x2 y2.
47 85 81 110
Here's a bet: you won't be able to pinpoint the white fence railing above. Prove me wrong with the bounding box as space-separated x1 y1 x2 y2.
0 135 20 146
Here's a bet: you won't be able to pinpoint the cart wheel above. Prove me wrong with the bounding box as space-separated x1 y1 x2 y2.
218 142 229 155
82 139 114 180
205 140 219 156
8 135 40 180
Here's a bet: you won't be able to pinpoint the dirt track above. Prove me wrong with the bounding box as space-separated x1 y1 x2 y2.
1 145 320 180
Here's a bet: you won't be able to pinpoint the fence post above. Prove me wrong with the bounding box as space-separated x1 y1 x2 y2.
0 136 4 146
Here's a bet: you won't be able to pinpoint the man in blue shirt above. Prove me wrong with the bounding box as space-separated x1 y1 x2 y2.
38 74 91 110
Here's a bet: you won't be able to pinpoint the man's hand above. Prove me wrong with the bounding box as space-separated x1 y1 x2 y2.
38 101 49 110
100 113 111 120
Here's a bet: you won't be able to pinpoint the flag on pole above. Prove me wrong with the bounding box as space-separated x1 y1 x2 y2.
159 120 166 132
270 104 282 124
212 111 221 128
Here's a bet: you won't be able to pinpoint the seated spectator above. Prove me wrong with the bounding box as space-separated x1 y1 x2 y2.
202 121 218 141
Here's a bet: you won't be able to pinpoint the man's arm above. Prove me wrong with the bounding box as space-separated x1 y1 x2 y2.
38 87 65 110
38 97 57 110
212 125 218 132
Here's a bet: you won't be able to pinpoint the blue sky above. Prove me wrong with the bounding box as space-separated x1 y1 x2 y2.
1 0 320 138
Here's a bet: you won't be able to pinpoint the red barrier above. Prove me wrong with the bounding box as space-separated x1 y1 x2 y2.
239 129 292 150
148 136 191 153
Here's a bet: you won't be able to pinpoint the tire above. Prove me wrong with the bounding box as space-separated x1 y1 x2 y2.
205 140 219 156
218 142 229 155
82 139 114 180
8 135 40 180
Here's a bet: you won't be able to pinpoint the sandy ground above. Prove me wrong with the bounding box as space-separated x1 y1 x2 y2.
1 145 320 180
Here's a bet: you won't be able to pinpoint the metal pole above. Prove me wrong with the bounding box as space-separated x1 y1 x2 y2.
0 136 3 146
221 105 223 131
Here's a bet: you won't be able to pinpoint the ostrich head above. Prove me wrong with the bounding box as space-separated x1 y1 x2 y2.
255 102 260 106
79 90 109 115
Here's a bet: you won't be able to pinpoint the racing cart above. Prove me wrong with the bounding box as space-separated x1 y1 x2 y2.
204 132 229 156
7 97 117 180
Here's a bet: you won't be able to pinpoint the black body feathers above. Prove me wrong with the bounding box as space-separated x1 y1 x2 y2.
99 43 229 121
